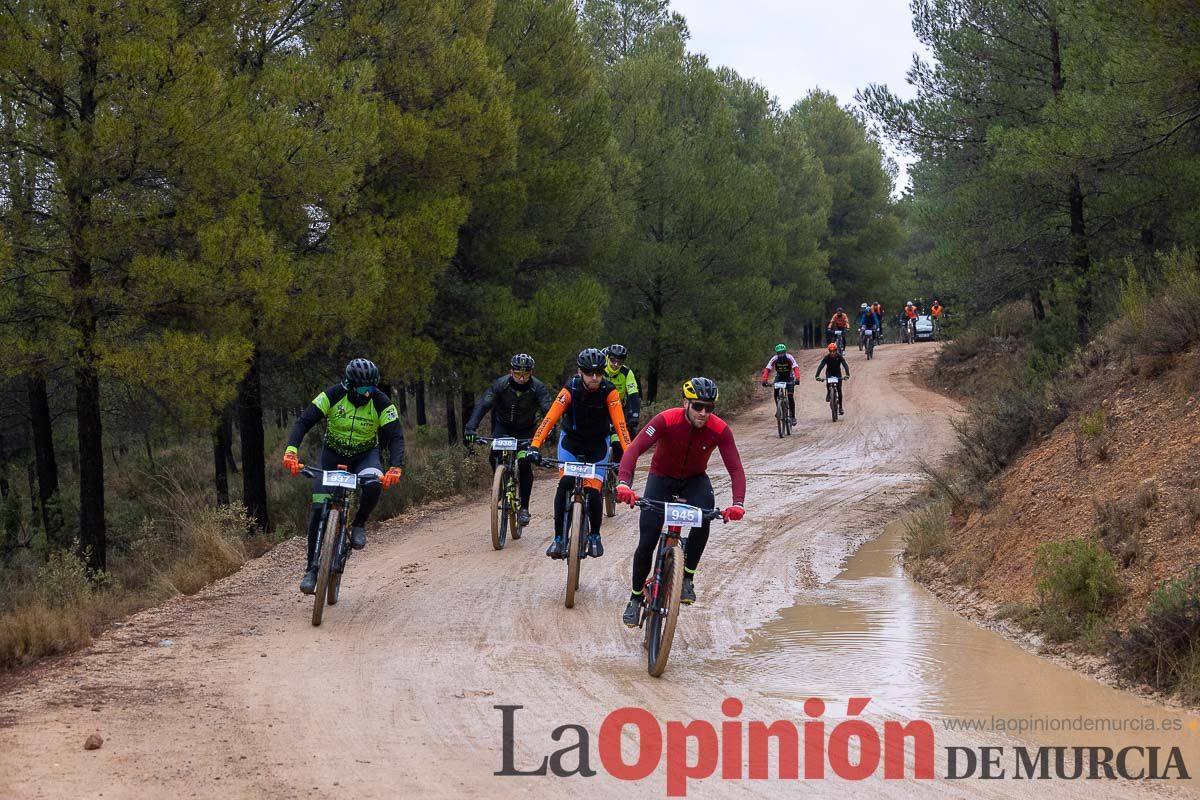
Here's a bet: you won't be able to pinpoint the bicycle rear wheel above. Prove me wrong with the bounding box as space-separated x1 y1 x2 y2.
507 477 521 540
312 507 339 627
603 469 616 518
565 499 584 608
647 543 684 677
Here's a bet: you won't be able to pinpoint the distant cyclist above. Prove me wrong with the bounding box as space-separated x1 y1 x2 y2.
827 308 851 351
602 344 641 463
283 359 404 594
464 353 553 527
528 348 632 559
760 343 801 425
815 343 851 416
616 378 746 624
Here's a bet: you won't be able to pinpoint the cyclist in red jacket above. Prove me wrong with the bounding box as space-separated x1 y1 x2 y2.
616 377 747 626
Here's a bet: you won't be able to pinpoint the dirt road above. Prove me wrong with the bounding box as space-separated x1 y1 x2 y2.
1 344 1191 798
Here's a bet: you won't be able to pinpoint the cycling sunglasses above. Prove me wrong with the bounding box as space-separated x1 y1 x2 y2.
580 368 604 377
510 369 531 378
354 385 375 396
689 401 715 413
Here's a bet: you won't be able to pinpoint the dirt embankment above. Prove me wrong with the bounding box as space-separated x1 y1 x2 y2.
918 334 1200 688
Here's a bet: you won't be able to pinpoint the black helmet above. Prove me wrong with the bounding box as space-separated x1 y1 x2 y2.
344 358 379 387
682 377 719 402
606 344 628 359
577 348 606 371
510 353 535 371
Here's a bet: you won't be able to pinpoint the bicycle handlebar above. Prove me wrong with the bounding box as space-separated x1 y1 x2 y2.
472 436 534 447
297 464 382 487
633 497 724 522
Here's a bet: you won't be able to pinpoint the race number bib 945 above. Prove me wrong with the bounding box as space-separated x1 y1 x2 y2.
664 503 703 527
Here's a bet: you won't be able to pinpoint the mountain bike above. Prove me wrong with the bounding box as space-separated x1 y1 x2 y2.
633 497 723 677
536 458 605 608
864 327 876 360
821 374 843 422
903 317 916 344
603 434 621 518
832 328 847 355
474 435 532 550
771 381 793 438
297 464 381 627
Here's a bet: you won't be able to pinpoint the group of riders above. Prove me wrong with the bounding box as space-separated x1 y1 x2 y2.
282 298 944 622
283 347 745 628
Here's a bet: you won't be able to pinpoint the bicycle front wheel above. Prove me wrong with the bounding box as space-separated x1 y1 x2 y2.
647 543 684 677
565 499 584 608
312 507 339 627
490 465 508 550
776 395 785 438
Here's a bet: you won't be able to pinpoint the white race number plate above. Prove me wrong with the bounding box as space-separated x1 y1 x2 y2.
826 376 839 384
322 470 357 489
491 437 518 451
664 503 704 528
563 462 597 479
773 381 788 390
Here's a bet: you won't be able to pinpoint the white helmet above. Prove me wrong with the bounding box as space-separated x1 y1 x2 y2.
861 303 869 309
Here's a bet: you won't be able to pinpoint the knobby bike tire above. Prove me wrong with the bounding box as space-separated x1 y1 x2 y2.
490 465 508 550
776 395 785 439
565 498 584 608
312 506 339 627
829 388 839 422
604 469 617 518
648 543 684 677
509 475 523 540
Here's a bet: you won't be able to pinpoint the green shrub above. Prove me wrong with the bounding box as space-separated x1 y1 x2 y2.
1112 570 1200 703
1093 483 1156 568
1034 538 1122 639
1078 408 1106 441
903 503 950 563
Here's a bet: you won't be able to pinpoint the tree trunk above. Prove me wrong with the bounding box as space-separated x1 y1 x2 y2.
26 375 61 540
221 405 239 474
1068 173 1092 345
460 390 474 436
75 364 106 571
415 382 428 426
1030 289 1046 322
213 409 231 507
396 383 408 417
445 387 458 445
237 349 269 531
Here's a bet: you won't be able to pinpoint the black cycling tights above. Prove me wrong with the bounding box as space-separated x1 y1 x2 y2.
631 473 715 593
554 478 603 539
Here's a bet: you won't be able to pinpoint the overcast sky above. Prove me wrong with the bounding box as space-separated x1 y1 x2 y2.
668 0 927 193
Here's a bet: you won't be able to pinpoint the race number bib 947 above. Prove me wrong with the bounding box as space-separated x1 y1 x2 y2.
563 462 597 479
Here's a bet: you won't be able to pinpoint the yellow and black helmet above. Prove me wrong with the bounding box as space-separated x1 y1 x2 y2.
682 377 719 402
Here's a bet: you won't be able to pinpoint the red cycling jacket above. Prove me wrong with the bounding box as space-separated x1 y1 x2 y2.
618 407 747 505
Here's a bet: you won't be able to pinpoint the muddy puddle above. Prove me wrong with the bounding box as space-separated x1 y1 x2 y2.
709 516 1200 765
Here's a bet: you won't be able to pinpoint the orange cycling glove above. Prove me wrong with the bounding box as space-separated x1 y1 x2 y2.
382 467 403 489
282 449 300 476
